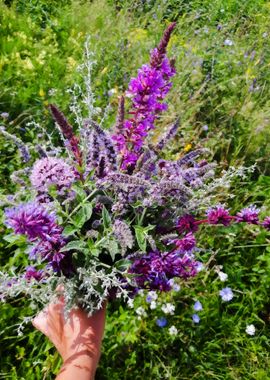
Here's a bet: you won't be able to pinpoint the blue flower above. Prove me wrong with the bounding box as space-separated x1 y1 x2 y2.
192 314 200 323
219 287 234 302
156 317 167 327
193 301 203 312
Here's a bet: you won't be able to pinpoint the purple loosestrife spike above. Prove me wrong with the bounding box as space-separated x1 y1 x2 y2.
112 24 176 170
5 203 62 241
30 157 76 194
49 104 83 166
206 205 231 226
236 206 260 224
262 216 270 231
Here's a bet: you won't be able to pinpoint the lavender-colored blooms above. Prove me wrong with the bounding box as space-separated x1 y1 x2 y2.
5 203 62 241
112 219 134 255
0 112 9 119
206 205 231 226
24 266 44 281
176 215 198 234
262 216 270 231
0 126 30 162
129 250 199 291
192 314 200 323
156 317 167 327
194 301 203 312
219 287 234 301
30 157 76 194
236 206 260 224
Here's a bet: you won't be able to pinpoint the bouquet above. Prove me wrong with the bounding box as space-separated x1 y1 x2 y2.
0 23 269 322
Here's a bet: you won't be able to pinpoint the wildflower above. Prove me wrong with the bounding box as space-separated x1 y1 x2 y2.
176 214 198 234
112 219 134 255
0 112 9 119
224 39 233 46
195 262 204 272
150 301 157 310
136 306 147 317
127 298 134 308
146 291 158 303
236 206 260 224
262 216 270 231
24 266 44 281
30 157 76 194
173 283 181 292
161 303 175 315
168 325 178 336
202 124 208 131
206 205 231 226
218 271 228 282
219 287 234 302
5 203 61 241
156 317 167 327
246 324 256 336
193 301 203 312
192 314 200 323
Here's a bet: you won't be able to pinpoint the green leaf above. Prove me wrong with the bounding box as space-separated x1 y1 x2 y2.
60 240 87 252
72 203 93 228
62 225 78 237
72 184 87 199
102 206 111 229
134 226 147 252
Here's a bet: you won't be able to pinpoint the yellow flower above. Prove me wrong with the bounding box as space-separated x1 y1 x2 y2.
39 89 45 97
184 143 192 152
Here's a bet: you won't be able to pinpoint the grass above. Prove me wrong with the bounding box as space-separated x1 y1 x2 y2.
0 0 270 378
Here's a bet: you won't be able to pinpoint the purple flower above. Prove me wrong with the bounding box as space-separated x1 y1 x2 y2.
174 233 196 253
193 301 203 312
156 317 167 327
219 287 234 302
30 157 76 194
112 23 176 169
262 216 270 231
5 203 62 241
129 250 199 291
192 314 200 323
176 215 198 234
206 206 231 226
236 206 260 224
24 266 44 281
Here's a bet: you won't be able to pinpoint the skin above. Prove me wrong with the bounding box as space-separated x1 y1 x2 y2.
33 297 106 380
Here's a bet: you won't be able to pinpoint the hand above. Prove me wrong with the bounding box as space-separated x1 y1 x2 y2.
33 295 106 380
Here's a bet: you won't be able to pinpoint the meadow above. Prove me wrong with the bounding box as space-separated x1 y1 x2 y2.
0 0 270 379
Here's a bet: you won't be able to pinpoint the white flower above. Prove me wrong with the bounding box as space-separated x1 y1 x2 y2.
169 325 178 336
219 287 234 302
218 271 228 282
136 306 147 317
137 289 144 297
148 290 158 300
246 324 256 336
224 39 233 46
127 298 134 308
193 301 203 312
161 303 175 315
150 301 157 310
173 283 181 292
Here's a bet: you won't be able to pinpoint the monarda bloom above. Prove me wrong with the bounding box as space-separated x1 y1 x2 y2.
206 205 231 226
30 157 76 194
5 203 62 241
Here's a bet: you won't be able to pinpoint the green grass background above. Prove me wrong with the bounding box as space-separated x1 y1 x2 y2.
0 0 270 378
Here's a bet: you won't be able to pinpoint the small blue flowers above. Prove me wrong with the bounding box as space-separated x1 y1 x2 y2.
193 301 203 312
156 317 168 327
192 314 200 324
219 287 234 302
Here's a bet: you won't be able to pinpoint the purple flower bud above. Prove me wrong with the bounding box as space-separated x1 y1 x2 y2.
262 216 270 231
176 215 198 234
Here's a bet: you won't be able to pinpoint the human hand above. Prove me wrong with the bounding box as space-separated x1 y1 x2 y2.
33 295 106 380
